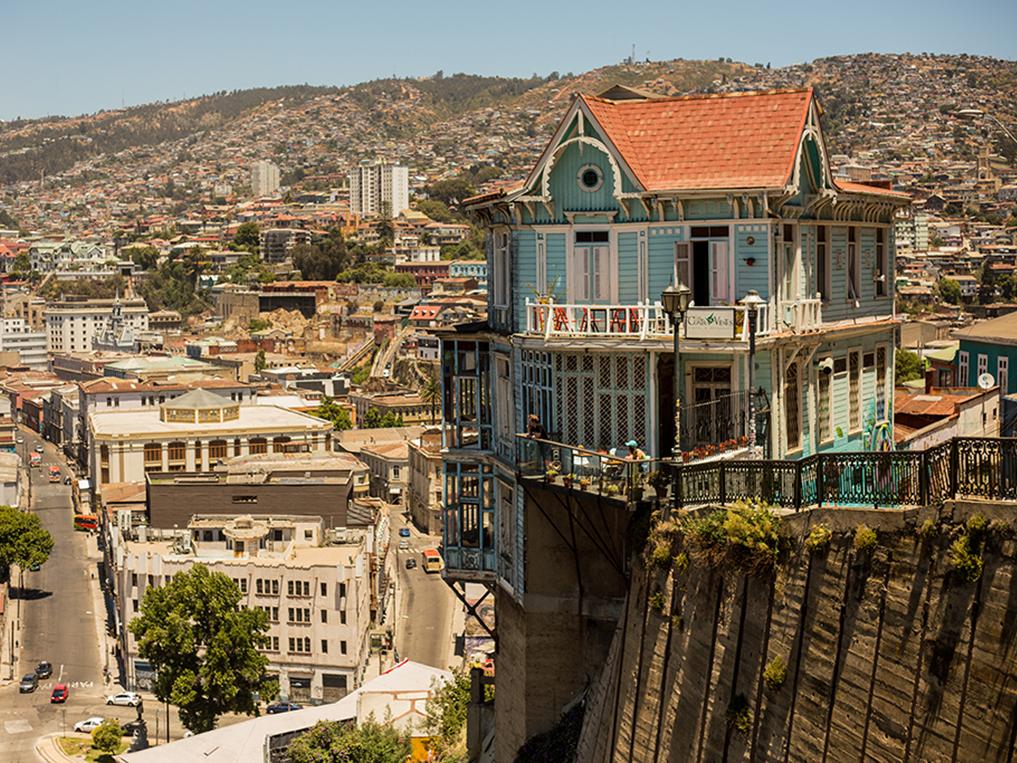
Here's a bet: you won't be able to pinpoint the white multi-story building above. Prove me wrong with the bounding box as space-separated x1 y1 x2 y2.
45 296 149 353
0 317 48 370
348 162 409 218
251 161 281 198
114 514 373 703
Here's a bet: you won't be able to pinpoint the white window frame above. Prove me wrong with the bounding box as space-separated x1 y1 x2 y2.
816 224 831 302
959 351 969 386
492 229 510 310
847 228 860 301
977 353 988 379
999 356 1009 393
674 242 690 290
567 229 616 304
535 234 546 298
875 227 887 298
817 364 833 444
637 233 648 303
848 349 862 434
784 360 802 453
711 240 731 304
781 225 798 304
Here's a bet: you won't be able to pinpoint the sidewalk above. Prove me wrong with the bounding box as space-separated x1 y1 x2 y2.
34 733 83 763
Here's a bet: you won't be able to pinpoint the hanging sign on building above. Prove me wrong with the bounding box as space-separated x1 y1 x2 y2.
685 307 741 340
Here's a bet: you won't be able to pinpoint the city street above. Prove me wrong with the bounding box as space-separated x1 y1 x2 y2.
0 429 108 761
389 514 459 671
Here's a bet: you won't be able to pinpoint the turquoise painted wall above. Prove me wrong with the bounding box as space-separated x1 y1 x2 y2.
734 223 769 300
618 231 639 304
958 339 1017 394
513 230 536 330
648 226 683 301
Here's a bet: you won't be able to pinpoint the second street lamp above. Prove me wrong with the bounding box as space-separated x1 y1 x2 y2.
739 290 765 454
661 283 692 460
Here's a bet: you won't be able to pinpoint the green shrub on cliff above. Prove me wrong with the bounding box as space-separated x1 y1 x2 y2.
763 656 788 691
853 524 878 552
804 524 832 552
682 500 782 576
948 514 987 582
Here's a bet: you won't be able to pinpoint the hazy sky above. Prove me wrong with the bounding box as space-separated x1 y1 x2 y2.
3 0 1015 120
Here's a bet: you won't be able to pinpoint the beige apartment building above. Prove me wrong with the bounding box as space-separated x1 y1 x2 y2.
407 429 442 534
115 514 371 703
88 389 332 497
45 296 149 353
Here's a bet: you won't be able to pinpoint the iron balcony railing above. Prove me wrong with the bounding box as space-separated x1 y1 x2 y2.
515 436 1017 510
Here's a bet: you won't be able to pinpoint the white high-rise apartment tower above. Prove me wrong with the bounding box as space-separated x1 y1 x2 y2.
251 160 281 198
348 161 409 217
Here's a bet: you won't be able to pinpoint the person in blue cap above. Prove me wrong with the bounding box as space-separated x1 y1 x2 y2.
625 439 646 461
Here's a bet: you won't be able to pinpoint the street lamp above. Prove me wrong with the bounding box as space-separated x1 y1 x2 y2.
662 283 693 459
739 290 765 454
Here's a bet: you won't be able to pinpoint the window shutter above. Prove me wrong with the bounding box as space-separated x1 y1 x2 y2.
711 241 728 302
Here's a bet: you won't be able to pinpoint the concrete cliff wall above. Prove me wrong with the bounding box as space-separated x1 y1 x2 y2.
577 500 1017 762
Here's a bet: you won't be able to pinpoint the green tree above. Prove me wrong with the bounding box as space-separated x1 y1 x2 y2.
226 254 274 286
128 565 274 733
287 719 411 763
895 348 925 384
363 408 404 429
233 222 261 251
424 671 470 759
249 318 271 333
421 376 441 423
254 349 267 374
313 396 352 431
425 175 476 206
293 229 348 281
127 245 159 270
11 252 30 276
979 264 999 304
938 277 962 305
415 199 460 223
0 505 54 576
1000 274 1017 302
91 719 123 755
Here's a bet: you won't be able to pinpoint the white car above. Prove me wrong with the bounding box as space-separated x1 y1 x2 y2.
106 691 142 707
73 716 105 733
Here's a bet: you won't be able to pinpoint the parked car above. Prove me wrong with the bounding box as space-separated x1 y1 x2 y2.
15 436 23 444
19 674 38 693
399 527 411 538
266 702 302 714
106 691 142 707
35 661 52 678
73 717 105 733
50 684 69 703
405 558 417 570
64 475 72 485
398 539 409 550
33 444 43 453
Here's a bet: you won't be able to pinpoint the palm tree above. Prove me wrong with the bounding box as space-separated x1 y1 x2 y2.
421 376 441 423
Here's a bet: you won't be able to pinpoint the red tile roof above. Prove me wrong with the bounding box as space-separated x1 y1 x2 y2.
581 89 813 192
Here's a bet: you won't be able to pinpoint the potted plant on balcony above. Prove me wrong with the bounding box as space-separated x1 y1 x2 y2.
562 473 575 489
738 434 749 448
544 463 559 483
648 469 670 499
578 476 592 490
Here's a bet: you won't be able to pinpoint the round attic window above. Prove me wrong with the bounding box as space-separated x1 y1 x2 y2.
577 164 604 192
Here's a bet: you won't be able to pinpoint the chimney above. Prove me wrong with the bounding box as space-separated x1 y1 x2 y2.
925 368 935 395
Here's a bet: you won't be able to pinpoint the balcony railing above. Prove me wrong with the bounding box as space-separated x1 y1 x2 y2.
514 435 1017 511
678 390 753 458
524 300 773 341
776 297 823 333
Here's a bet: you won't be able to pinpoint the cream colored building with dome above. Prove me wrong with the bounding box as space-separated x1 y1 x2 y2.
88 389 332 497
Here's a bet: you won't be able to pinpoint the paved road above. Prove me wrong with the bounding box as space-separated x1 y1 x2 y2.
0 429 106 762
390 514 458 670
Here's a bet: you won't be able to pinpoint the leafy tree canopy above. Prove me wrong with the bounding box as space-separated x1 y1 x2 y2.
91 719 123 753
895 348 925 384
362 408 404 429
127 245 160 271
424 671 470 759
233 222 261 250
0 504 54 574
287 719 411 763
313 396 352 431
128 564 275 733
937 277 961 305
293 229 348 281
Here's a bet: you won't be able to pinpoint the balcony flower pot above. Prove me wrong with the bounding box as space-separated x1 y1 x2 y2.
578 477 592 490
682 451 693 463
562 474 575 489
544 468 558 483
738 435 749 447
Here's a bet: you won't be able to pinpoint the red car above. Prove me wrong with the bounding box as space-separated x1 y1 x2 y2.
50 684 69 703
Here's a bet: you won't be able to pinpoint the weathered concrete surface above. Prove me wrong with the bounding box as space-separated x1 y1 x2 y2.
576 501 1017 762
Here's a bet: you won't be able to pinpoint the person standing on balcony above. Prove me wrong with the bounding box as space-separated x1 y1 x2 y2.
625 439 646 461
527 414 546 439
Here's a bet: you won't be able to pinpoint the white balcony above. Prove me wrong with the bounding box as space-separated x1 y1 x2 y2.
524 299 775 341
773 297 823 334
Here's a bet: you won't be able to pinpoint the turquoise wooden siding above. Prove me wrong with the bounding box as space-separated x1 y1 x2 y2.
618 232 639 304
958 339 1017 394
823 227 850 322
648 227 683 301
800 225 815 299
754 351 773 397
546 233 567 300
513 230 536 331
685 199 732 220
734 224 769 300
548 142 619 214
